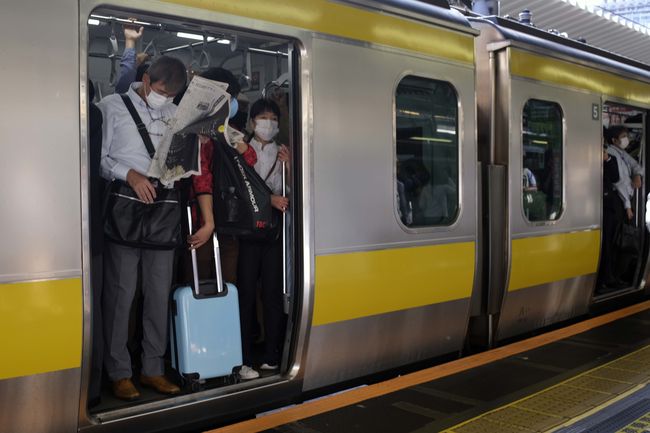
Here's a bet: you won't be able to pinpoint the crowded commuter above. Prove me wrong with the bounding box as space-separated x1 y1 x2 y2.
597 144 623 293
237 98 289 380
98 56 186 400
522 167 537 192
88 80 105 407
115 24 150 94
607 125 643 285
185 67 257 283
607 125 643 221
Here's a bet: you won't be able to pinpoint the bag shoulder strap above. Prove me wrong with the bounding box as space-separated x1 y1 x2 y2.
264 158 279 183
120 94 156 158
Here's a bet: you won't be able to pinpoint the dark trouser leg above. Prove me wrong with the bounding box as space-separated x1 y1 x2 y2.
260 240 286 366
599 208 618 286
103 242 139 381
89 253 104 403
219 234 239 284
237 240 263 366
140 248 175 377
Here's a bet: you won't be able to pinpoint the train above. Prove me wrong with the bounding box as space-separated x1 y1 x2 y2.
2 0 650 432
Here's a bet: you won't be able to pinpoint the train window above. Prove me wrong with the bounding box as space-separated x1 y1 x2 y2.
395 75 459 228
522 99 563 222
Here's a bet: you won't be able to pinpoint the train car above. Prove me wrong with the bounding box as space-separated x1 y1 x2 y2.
0 1 481 432
3 0 650 431
470 15 650 343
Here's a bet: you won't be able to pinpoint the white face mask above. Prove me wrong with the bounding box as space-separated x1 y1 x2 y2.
146 85 173 109
254 119 279 142
619 136 630 150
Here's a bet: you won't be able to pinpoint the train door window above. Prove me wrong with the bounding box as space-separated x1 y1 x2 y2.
522 99 563 222
395 75 459 228
86 8 299 415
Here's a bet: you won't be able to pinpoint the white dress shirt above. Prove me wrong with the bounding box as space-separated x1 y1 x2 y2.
249 137 283 195
97 83 177 182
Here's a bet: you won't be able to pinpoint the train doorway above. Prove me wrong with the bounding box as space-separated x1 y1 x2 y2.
596 102 647 296
82 6 303 423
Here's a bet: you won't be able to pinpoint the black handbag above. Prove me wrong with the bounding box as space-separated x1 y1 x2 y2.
104 180 182 249
103 95 183 250
615 223 641 255
212 137 280 240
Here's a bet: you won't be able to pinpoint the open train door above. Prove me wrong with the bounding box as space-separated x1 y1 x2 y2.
595 102 648 299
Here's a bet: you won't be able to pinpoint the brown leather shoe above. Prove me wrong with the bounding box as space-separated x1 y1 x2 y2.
140 375 181 395
112 378 140 401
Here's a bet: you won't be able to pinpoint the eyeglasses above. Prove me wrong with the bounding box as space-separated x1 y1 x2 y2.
145 107 172 137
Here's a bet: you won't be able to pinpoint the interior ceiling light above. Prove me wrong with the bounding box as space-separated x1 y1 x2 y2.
217 38 231 44
88 18 100 26
176 32 215 41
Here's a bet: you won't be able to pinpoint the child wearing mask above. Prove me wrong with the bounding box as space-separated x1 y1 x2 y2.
236 98 290 380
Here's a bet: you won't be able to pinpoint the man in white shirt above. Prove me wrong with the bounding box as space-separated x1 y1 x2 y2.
98 56 186 400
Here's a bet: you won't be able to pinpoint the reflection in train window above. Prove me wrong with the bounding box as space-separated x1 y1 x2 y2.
395 75 459 228
522 99 563 222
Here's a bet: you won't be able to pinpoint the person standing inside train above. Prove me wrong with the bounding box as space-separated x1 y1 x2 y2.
597 144 622 293
607 125 643 221
98 56 186 400
185 68 258 282
236 98 290 380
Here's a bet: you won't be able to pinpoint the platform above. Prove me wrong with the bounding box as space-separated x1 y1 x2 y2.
207 301 650 433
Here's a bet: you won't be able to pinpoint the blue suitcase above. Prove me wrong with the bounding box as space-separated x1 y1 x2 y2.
170 207 243 390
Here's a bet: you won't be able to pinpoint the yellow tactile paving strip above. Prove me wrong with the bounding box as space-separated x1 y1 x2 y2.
615 412 650 432
443 345 650 433
207 301 650 433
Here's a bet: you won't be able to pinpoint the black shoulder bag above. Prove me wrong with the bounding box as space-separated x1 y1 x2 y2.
103 95 183 250
212 136 280 240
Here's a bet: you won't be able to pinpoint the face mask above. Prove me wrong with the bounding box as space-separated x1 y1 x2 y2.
254 119 279 142
146 84 173 109
619 137 630 150
229 98 239 119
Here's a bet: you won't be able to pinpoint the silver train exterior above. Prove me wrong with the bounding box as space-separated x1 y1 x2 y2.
0 1 648 432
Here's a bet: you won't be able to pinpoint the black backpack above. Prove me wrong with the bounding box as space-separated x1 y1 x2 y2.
212 136 280 240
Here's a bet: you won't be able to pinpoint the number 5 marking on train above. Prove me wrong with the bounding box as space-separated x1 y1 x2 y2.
592 103 600 121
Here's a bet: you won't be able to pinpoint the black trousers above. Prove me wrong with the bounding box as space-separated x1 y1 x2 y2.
237 238 286 366
600 206 622 286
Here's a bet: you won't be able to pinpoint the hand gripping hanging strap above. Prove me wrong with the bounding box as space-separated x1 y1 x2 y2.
119 94 156 158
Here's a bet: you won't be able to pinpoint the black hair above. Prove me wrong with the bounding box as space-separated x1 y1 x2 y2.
199 67 241 98
146 56 187 94
136 62 150 82
249 98 281 121
230 110 248 132
608 125 628 143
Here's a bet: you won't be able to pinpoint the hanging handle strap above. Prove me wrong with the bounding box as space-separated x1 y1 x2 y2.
119 94 155 158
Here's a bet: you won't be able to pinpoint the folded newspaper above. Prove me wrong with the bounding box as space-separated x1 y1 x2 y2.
147 75 245 186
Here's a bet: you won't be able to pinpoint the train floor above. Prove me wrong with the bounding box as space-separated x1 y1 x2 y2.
207 300 650 433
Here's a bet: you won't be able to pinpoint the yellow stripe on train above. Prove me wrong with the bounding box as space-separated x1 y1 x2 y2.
510 49 650 106
0 278 82 380
508 230 601 292
313 242 476 326
160 0 475 64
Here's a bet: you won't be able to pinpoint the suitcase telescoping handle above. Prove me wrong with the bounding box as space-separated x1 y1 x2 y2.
186 205 224 296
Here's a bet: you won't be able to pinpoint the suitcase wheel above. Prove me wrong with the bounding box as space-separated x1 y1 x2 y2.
225 373 240 385
181 373 202 392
